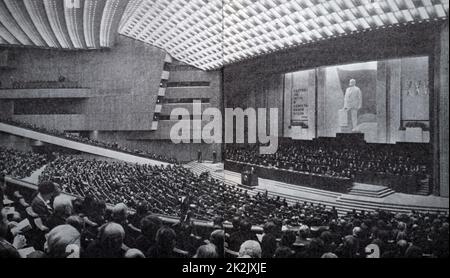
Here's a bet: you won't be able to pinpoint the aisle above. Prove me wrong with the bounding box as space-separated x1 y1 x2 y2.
21 165 47 184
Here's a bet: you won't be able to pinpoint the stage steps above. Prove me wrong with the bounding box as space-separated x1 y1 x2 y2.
336 194 448 214
348 183 395 198
21 165 47 184
259 178 342 199
416 177 431 196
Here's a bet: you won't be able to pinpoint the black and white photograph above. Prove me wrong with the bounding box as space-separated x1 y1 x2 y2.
0 0 448 266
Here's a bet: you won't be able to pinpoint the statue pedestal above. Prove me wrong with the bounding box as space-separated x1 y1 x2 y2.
338 109 353 133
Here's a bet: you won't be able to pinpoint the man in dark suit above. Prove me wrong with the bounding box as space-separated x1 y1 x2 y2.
31 181 59 224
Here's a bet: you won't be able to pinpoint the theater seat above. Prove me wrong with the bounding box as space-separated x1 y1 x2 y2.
25 207 39 218
173 247 190 258
18 198 30 208
34 218 49 232
126 223 142 239
3 196 14 206
83 217 98 228
13 191 24 199
225 248 239 258
127 223 141 234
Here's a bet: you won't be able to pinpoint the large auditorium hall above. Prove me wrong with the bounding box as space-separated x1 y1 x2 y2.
0 0 448 263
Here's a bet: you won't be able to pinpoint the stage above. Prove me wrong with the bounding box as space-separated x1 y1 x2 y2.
186 161 449 215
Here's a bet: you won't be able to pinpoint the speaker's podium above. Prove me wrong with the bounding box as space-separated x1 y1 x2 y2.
241 168 258 186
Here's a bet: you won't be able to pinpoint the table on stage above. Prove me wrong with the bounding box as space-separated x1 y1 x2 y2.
226 160 352 193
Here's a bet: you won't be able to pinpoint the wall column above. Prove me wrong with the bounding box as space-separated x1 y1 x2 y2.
433 21 449 197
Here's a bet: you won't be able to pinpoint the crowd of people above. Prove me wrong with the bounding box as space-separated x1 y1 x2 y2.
1 176 448 258
0 118 178 163
1 179 225 258
226 209 448 258
0 147 49 179
39 155 308 226
225 142 430 180
0 146 447 258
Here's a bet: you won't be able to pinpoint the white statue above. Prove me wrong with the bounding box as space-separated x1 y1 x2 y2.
343 79 362 131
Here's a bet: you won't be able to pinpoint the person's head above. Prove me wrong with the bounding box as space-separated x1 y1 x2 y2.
45 225 81 258
273 246 293 258
140 215 162 240
98 222 125 254
308 238 325 257
238 240 261 258
377 229 389 242
0 209 8 238
124 248 145 258
155 226 177 252
298 225 310 239
321 252 338 258
53 195 73 218
405 245 423 258
194 244 218 258
37 181 58 200
320 231 334 246
210 229 224 252
212 216 224 229
240 220 252 233
93 199 107 216
352 227 362 238
66 215 85 233
349 79 356 86
342 235 358 257
261 233 277 258
280 230 296 247
112 203 128 223
79 195 94 215
397 221 407 232
231 216 241 231
72 198 84 214
263 221 277 235
136 202 149 216
397 240 409 256
0 172 5 187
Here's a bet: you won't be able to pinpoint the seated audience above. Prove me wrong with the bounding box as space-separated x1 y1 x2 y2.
1 118 178 164
0 144 447 259
0 147 48 179
225 142 430 184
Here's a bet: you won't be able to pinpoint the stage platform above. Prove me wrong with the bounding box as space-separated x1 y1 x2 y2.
186 161 449 215
348 183 396 198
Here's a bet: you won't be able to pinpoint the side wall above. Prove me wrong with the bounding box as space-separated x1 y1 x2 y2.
0 36 166 131
0 37 223 162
